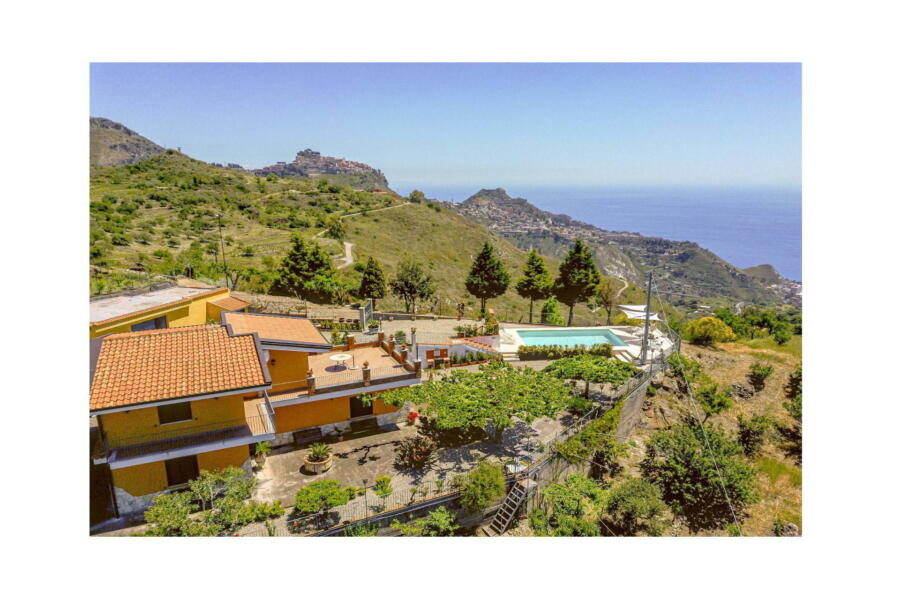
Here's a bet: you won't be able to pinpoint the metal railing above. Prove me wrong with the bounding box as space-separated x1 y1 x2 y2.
101 413 275 460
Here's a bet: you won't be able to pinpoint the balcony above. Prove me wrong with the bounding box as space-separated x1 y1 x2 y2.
267 343 420 405
94 396 276 467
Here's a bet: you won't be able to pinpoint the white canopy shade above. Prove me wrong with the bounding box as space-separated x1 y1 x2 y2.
621 308 662 321
618 304 650 311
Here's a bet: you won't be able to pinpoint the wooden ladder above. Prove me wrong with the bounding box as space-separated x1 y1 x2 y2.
485 478 536 536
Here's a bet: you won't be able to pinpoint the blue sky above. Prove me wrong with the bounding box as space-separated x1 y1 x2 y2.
91 63 800 188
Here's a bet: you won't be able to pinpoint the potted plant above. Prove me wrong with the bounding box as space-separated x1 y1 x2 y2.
303 442 334 474
368 319 380 334
254 441 272 469
406 410 419 425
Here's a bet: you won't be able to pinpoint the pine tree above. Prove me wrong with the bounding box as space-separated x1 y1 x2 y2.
515 248 552 323
553 239 600 326
357 257 386 309
272 235 342 304
465 242 510 317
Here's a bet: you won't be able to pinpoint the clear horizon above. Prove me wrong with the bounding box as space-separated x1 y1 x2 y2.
90 63 801 187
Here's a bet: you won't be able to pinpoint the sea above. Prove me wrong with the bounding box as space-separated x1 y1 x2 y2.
393 184 802 281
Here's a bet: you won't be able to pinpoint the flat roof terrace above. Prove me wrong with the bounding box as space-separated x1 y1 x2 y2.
268 344 415 403
90 286 224 324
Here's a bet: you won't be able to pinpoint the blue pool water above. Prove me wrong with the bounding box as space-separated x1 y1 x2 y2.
516 328 626 348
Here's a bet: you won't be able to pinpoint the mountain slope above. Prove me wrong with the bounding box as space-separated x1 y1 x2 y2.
90 117 166 166
454 188 783 305
89 153 659 320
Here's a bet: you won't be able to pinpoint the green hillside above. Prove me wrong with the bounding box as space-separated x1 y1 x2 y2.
89 152 404 291
89 152 661 322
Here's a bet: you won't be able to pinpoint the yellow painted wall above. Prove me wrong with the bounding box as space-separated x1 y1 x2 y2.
267 350 310 392
206 303 248 323
112 461 168 496
197 445 249 472
112 446 251 497
100 394 246 447
373 397 402 415
273 394 401 434
90 289 231 338
274 397 350 433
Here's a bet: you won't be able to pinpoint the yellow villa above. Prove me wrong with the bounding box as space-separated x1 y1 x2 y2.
90 305 421 517
90 323 274 515
220 312 420 446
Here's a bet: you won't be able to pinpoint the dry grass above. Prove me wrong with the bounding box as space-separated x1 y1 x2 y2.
624 340 801 536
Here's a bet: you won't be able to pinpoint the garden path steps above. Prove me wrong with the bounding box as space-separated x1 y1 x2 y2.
484 478 536 536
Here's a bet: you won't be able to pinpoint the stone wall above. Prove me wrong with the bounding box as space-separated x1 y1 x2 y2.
615 379 649 442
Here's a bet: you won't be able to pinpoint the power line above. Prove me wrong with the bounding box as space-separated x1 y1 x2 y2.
652 280 744 535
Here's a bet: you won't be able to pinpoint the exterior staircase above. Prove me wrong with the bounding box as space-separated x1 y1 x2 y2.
483 478 537 536
501 351 520 362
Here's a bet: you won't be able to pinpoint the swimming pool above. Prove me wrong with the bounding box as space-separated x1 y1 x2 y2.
514 327 627 348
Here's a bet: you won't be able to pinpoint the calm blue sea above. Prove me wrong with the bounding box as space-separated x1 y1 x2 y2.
393 184 802 281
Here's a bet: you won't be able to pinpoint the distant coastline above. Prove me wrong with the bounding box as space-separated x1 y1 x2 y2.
395 184 801 281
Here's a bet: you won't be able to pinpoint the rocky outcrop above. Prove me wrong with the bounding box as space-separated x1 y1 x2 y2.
90 117 165 166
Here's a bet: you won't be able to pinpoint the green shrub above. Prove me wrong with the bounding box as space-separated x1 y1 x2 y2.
518 343 613 361
294 480 355 516
395 435 437 469
307 443 332 462
696 382 733 421
454 324 480 337
605 478 668 536
391 506 459 536
532 474 605 537
555 401 624 480
683 317 736 346
454 462 506 513
344 522 379 536
540 296 565 326
373 475 393 498
736 414 771 456
484 313 500 335
748 362 775 391
640 422 759 531
254 441 272 458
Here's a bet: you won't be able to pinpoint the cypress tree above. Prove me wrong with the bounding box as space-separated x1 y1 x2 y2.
272 235 342 304
553 239 600 326
465 242 510 317
515 248 553 323
357 257 387 309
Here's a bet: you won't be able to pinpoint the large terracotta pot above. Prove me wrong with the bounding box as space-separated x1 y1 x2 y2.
304 454 334 474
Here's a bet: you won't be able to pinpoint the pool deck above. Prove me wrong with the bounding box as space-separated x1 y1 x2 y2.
499 325 674 364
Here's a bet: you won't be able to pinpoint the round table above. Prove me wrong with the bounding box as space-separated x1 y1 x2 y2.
330 353 354 370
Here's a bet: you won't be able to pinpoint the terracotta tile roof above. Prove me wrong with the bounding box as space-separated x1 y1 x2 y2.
209 296 251 311
90 324 268 412
222 312 329 345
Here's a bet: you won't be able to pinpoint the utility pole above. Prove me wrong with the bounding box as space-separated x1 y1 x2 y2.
216 214 229 289
639 272 653 365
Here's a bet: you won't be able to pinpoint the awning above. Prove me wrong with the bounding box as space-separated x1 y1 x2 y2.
618 304 650 311
620 308 662 321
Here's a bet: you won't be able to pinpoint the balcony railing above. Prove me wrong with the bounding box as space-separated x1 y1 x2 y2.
98 405 275 463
